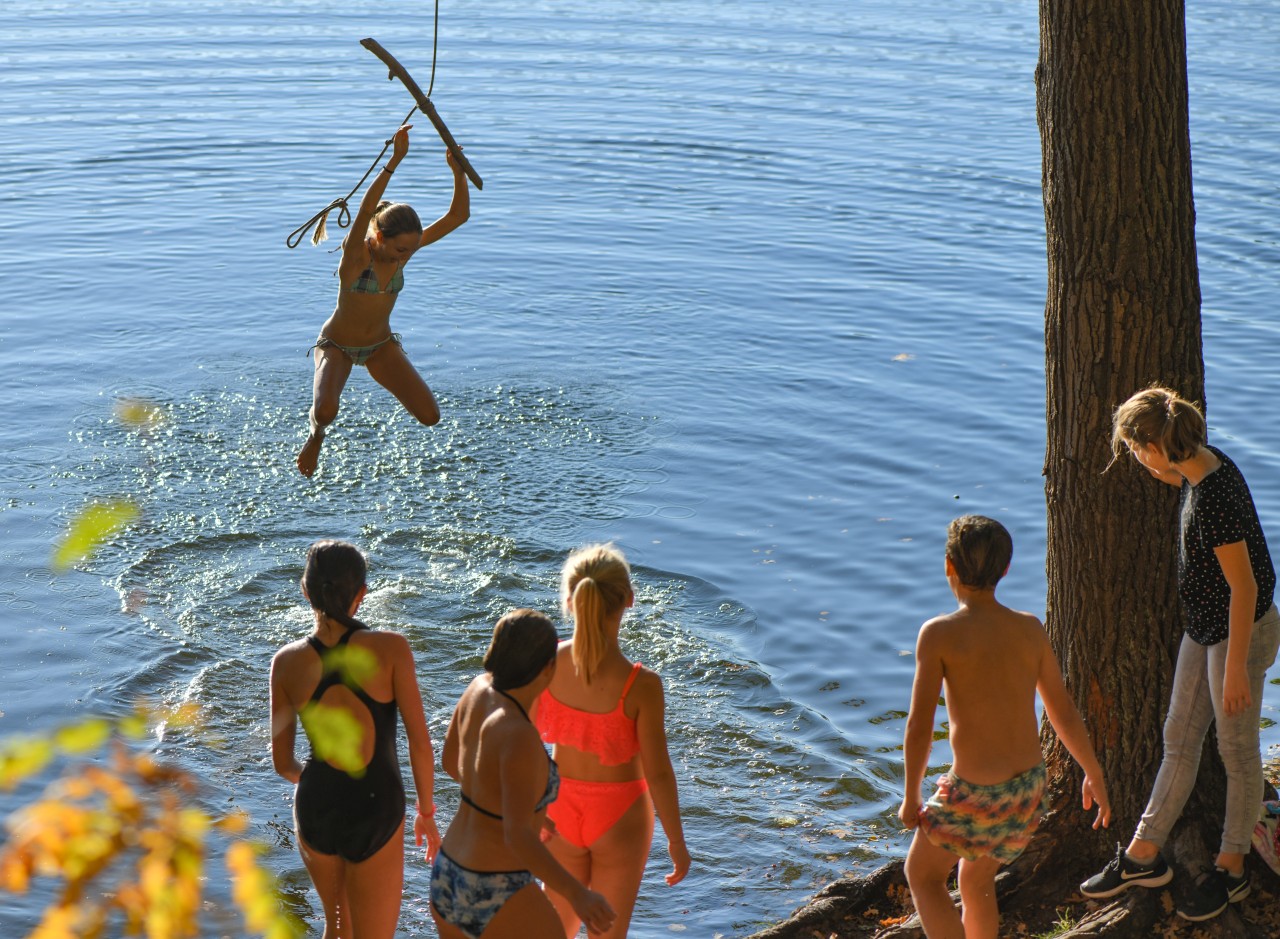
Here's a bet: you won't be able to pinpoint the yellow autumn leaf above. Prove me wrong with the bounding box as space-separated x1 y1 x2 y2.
0 736 55 789
54 720 112 756
216 810 250 835
298 703 367 777
51 500 140 572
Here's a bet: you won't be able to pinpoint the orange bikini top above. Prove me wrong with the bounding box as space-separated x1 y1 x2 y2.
537 662 643 766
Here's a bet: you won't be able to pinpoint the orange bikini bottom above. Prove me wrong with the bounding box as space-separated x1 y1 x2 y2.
546 777 650 849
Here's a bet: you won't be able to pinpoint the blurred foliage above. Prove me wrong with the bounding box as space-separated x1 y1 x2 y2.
0 703 301 939
51 500 141 573
298 644 379 776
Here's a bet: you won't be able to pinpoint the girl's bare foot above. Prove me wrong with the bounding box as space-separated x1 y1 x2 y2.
297 432 324 477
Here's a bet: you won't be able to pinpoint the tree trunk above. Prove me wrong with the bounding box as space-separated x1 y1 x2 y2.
1034 0 1216 889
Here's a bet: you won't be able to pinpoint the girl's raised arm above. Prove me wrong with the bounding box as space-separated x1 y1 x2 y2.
339 125 413 268
419 148 470 248
634 669 691 886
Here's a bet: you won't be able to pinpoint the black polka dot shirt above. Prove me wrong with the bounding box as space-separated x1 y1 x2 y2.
1178 446 1276 646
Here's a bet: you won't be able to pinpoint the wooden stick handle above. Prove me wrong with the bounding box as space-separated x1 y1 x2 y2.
361 37 483 191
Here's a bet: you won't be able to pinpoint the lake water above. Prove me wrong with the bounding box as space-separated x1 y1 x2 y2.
2 1 1278 935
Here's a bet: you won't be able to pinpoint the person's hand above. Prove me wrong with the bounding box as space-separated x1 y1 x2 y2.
898 793 922 830
665 838 691 886
1082 773 1111 830
390 124 413 163
414 810 441 862
570 886 615 935
445 146 465 173
1223 662 1251 717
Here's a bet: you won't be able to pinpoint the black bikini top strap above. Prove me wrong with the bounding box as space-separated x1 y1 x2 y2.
459 791 504 820
495 687 530 723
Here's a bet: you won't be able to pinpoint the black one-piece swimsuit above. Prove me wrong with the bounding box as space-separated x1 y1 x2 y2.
294 628 406 861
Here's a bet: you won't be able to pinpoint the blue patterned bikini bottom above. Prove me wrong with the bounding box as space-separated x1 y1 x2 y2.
429 848 535 939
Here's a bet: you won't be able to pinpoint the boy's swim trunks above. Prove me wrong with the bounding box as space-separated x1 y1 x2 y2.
918 762 1047 863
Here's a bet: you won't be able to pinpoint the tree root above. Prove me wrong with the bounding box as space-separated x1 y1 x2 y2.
746 857 1280 939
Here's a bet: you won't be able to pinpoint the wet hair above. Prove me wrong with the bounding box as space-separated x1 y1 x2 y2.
302 540 369 633
484 608 559 692
560 544 632 686
370 201 422 240
1110 385 1206 465
945 515 1012 590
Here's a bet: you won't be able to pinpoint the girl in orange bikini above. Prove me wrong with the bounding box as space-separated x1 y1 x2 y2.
297 124 470 477
534 544 691 938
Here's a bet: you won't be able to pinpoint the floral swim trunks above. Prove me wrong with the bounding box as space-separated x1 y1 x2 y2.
917 762 1047 863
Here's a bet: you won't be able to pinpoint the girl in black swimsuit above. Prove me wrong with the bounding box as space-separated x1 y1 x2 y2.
270 540 441 939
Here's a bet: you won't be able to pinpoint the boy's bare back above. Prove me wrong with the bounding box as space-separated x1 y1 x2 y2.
918 597 1051 785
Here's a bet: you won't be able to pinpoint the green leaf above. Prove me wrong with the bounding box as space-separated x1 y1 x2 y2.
52 500 140 572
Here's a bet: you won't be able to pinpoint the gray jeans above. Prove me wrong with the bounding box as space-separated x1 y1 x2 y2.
1135 604 1280 855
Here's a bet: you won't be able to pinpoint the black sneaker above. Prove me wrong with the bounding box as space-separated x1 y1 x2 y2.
1079 844 1173 898
1177 868 1231 922
1222 867 1250 904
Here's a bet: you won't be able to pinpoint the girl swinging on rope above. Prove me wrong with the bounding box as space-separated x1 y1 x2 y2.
298 124 469 477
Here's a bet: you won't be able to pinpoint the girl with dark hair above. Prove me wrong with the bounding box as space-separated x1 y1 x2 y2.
297 123 470 477
431 609 615 939
270 540 440 939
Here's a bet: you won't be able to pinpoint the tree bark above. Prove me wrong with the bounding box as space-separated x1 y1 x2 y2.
1033 0 1216 883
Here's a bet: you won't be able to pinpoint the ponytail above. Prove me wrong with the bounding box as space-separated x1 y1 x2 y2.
560 544 632 686
570 578 609 685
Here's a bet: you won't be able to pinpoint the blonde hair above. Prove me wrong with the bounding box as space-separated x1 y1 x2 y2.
1111 386 1206 465
560 544 632 685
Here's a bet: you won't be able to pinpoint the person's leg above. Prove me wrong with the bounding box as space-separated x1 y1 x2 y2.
906 831 963 938
343 819 406 939
1130 633 1216 858
484 882 566 939
956 856 1003 939
297 835 349 939
575 789 655 939
1213 606 1280 873
298 344 354 477
542 831 591 937
904 830 963 939
365 340 441 426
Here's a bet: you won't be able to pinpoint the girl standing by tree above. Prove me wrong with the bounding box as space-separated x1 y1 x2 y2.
1080 387 1279 922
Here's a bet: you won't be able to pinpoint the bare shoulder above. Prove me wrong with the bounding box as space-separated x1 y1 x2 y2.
1010 608 1050 642
916 609 962 649
631 664 665 703
271 637 312 669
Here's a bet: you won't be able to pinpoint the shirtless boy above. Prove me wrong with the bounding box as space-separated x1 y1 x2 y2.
899 515 1111 939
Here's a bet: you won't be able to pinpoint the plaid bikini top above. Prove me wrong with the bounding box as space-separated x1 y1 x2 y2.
345 263 404 295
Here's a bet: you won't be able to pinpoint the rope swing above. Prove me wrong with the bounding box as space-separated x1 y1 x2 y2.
287 3 482 249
